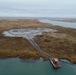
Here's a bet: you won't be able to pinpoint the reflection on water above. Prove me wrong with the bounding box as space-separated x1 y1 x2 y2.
0 58 76 75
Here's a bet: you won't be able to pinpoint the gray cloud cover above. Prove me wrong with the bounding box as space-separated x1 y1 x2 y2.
0 0 76 17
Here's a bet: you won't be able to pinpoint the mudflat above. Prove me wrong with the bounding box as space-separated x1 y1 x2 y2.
0 18 76 63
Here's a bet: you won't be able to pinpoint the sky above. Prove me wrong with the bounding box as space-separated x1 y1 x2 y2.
0 0 76 18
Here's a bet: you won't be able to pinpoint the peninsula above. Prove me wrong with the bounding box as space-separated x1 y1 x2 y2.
0 18 76 63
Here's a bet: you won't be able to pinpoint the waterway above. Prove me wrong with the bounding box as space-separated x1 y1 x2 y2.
39 19 76 28
0 58 76 75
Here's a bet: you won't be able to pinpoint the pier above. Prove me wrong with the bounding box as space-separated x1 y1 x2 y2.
3 28 61 68
26 35 61 68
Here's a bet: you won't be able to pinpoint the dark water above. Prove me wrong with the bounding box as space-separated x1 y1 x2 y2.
39 19 76 28
0 58 76 75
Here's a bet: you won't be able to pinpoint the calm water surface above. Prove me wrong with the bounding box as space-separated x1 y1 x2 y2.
39 19 76 28
0 58 76 75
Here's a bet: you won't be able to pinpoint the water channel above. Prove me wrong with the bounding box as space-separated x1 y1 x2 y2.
39 19 76 28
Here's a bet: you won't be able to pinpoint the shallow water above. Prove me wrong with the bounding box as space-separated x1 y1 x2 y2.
39 19 76 28
0 58 76 75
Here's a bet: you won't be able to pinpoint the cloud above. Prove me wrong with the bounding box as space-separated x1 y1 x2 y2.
0 0 76 17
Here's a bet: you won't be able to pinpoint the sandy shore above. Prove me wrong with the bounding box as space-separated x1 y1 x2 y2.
0 18 76 63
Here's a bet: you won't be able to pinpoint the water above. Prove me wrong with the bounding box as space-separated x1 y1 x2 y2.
0 58 51 75
39 19 76 28
0 58 76 75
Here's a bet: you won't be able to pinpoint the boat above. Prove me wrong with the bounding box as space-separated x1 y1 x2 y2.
49 58 61 69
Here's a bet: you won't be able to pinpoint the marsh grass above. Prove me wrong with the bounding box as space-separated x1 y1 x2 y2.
0 19 76 63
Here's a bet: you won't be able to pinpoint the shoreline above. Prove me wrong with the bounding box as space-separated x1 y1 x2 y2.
50 19 76 23
0 18 76 64
0 56 74 64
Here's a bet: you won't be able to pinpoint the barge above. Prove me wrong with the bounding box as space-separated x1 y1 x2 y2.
49 58 61 69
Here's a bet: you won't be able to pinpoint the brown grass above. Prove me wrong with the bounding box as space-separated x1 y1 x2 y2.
0 18 76 63
34 32 76 63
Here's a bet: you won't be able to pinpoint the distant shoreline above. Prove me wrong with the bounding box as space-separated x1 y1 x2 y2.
0 17 76 19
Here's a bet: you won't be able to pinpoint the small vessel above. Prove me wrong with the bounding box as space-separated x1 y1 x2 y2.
49 58 61 69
